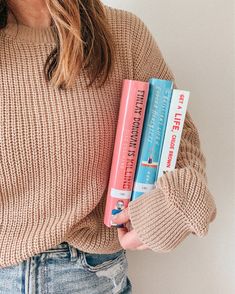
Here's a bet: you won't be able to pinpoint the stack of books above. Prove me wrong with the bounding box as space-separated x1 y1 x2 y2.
104 78 190 228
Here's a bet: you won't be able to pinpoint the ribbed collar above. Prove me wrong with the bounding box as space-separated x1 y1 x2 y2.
2 20 56 45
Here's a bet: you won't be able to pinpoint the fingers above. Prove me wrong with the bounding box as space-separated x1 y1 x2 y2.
112 207 130 224
117 227 143 250
112 207 149 251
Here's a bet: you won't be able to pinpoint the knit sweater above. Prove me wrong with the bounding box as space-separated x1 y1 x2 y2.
0 5 216 268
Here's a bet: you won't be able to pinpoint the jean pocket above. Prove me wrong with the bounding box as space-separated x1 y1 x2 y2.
80 249 127 272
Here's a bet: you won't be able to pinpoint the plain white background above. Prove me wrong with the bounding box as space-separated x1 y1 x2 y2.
103 1 235 293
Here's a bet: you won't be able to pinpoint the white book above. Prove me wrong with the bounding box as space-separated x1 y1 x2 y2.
155 89 190 182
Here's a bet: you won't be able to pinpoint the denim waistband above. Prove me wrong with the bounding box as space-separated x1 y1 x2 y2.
42 241 79 262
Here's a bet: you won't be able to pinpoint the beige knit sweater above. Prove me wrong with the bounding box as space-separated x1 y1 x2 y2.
0 5 216 268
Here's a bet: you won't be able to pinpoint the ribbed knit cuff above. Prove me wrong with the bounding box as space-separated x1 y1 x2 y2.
128 188 192 252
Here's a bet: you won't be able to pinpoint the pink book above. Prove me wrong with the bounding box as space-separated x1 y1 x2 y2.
104 79 149 228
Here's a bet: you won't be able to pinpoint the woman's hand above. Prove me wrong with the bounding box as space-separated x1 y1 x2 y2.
111 207 150 251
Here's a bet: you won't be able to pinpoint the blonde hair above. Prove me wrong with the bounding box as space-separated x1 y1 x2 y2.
0 0 115 89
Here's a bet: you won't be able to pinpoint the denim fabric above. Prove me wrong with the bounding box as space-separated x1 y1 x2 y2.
0 242 132 294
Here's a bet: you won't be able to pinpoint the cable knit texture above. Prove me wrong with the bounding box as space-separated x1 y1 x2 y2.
0 5 216 268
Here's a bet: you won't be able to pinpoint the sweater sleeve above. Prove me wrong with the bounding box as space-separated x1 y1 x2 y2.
127 13 217 252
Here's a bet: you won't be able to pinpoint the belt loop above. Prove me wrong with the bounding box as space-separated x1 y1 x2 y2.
68 244 79 262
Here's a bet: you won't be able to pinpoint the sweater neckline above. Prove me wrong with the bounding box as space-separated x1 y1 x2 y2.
2 21 56 45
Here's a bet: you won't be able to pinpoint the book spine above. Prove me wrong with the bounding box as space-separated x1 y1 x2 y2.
104 79 149 228
156 89 190 181
131 78 173 201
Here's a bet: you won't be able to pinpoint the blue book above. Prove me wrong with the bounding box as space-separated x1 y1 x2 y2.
131 78 173 201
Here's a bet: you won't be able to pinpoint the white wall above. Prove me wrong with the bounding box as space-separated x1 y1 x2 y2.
103 1 235 293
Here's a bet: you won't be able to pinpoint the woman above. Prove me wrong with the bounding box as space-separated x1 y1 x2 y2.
0 0 216 293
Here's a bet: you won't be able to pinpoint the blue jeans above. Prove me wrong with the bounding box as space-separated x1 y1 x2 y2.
0 242 132 294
